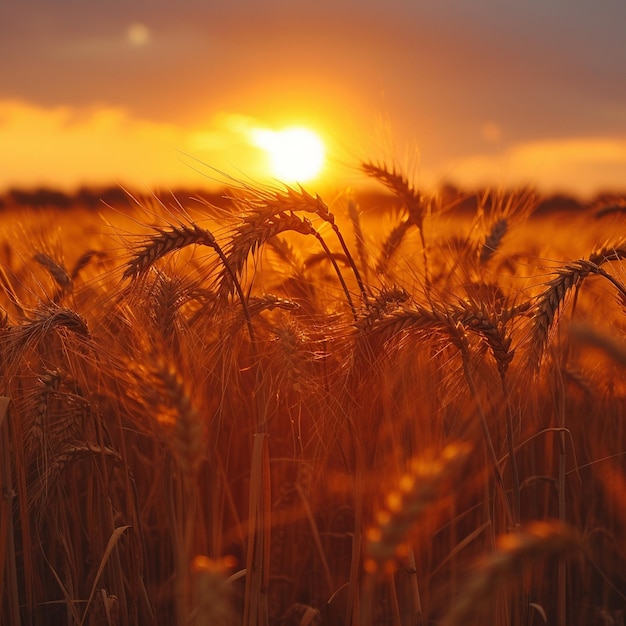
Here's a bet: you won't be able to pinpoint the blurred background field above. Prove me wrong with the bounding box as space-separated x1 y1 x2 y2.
0 177 625 625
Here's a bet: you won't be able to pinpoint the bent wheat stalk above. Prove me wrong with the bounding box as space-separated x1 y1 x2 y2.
221 210 359 318
242 184 369 304
531 248 626 368
362 161 430 287
123 221 256 343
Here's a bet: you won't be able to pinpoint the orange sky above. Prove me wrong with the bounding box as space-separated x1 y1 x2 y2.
1 2 626 197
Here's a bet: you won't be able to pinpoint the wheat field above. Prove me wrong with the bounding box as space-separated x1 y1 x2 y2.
0 166 625 625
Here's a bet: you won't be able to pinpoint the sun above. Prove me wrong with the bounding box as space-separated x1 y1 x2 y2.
251 126 325 183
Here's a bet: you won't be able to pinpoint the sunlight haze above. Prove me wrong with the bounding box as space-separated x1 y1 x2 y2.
1 1 625 196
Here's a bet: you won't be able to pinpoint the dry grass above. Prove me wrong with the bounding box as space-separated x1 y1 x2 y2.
0 172 625 626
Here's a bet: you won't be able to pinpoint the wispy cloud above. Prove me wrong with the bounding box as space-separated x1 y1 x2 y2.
0 101 270 189
447 137 626 197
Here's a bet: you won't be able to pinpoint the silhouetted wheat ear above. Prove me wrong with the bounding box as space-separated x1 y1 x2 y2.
263 184 335 222
588 243 626 265
33 252 72 289
361 161 425 226
22 305 90 341
531 260 595 367
362 160 434 288
377 217 412 273
479 217 508 264
31 444 121 519
449 301 514 377
531 248 626 368
364 442 472 574
363 286 410 324
443 520 580 626
354 302 479 371
252 184 368 300
356 303 447 350
123 223 217 279
246 294 301 319
69 249 105 281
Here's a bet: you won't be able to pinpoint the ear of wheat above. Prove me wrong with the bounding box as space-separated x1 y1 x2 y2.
531 246 626 368
443 520 580 626
364 442 473 574
480 217 508 264
123 223 217 279
33 251 72 294
361 161 425 228
362 161 432 286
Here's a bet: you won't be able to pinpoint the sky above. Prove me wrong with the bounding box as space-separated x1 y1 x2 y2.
1 0 626 196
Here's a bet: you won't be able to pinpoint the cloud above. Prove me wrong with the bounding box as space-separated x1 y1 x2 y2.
0 100 269 189
447 137 626 197
2 99 625 196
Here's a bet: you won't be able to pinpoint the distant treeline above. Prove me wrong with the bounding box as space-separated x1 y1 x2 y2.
0 183 623 217
0 186 232 211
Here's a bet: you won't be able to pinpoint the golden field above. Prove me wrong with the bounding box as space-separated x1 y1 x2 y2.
0 167 625 625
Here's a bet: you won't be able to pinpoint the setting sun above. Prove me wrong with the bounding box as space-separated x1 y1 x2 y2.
250 126 325 183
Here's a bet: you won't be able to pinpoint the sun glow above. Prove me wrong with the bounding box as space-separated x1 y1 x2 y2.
250 126 325 183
